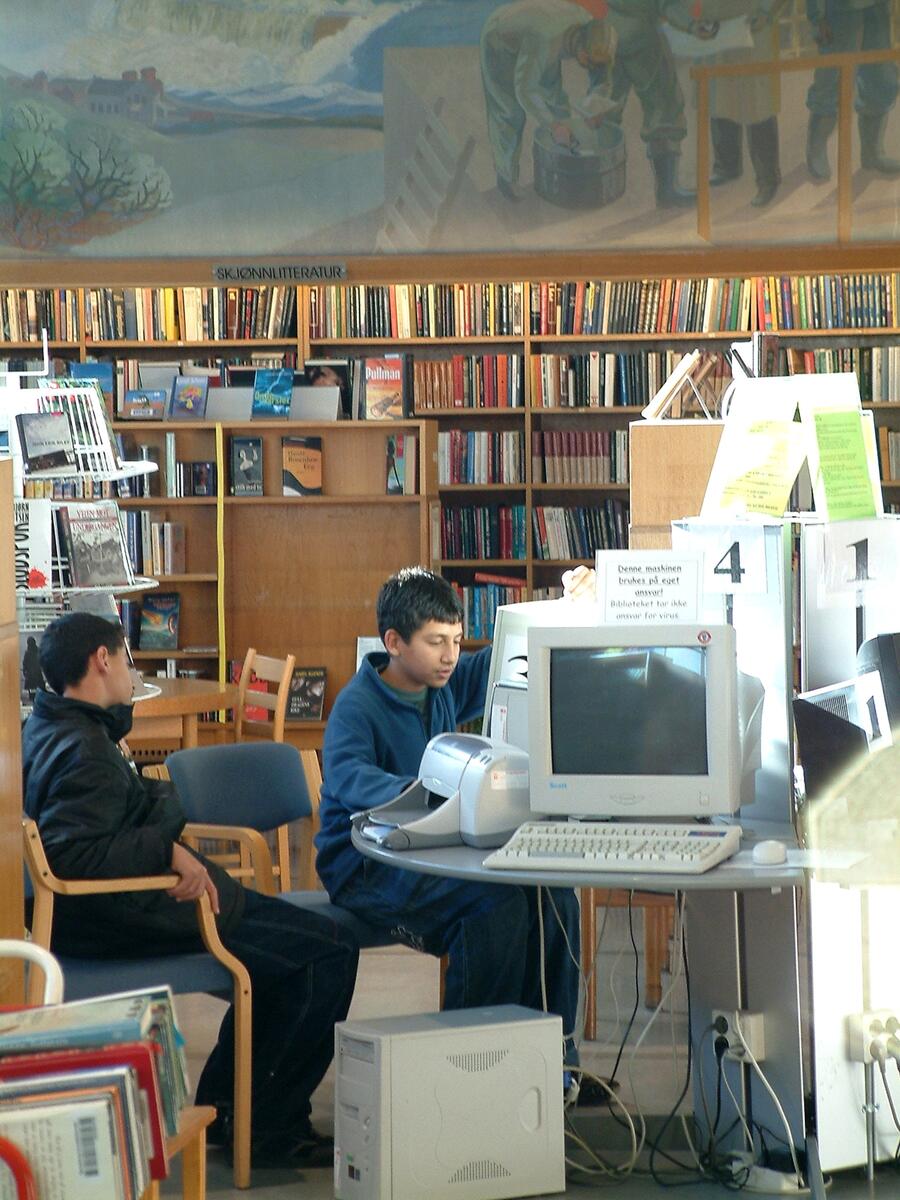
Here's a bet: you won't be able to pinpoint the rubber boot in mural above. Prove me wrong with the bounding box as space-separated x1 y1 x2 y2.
806 114 836 181
748 117 781 207
651 150 694 208
858 113 900 175
710 117 742 187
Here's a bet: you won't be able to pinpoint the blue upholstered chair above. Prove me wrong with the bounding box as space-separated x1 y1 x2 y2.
164 741 398 951
23 818 254 1189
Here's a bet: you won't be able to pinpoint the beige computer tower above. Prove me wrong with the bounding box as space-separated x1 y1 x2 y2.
334 1006 564 1200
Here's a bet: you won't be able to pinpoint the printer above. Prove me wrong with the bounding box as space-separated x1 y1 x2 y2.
354 733 531 851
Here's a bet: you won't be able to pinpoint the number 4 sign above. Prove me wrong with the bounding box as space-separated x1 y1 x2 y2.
674 521 769 596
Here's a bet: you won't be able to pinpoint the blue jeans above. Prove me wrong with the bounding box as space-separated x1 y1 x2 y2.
334 858 581 1063
195 889 358 1147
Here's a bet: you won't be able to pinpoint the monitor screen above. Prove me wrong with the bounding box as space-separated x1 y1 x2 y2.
528 623 740 819
549 645 708 777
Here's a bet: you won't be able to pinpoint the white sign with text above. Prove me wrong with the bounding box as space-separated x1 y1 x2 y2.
594 550 703 623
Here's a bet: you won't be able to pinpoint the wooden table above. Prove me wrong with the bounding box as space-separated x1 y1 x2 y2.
130 678 237 753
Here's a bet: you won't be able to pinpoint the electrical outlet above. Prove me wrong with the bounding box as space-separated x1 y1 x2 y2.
846 1009 900 1063
711 1009 767 1061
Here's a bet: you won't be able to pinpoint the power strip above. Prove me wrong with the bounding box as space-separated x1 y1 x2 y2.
742 1165 811 1194
722 1154 810 1195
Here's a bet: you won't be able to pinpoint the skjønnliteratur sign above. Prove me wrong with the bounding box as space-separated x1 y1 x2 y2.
212 263 347 283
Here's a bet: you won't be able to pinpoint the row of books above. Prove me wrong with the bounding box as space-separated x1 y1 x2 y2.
22 476 121 500
0 287 80 343
532 501 628 559
529 349 728 410
437 430 525 486
82 285 297 343
759 272 899 332
438 504 527 561
163 439 218 498
121 516 185 578
531 429 629 485
876 428 900 481
6 273 900 349
308 282 526 340
411 353 525 410
451 575 527 641
766 343 900 405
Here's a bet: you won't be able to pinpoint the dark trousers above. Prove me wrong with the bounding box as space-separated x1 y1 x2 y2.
195 889 358 1146
334 857 581 1064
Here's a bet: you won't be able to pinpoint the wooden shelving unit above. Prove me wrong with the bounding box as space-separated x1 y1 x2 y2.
3 254 899 706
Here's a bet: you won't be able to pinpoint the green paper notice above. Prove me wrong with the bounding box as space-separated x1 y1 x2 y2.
813 409 877 522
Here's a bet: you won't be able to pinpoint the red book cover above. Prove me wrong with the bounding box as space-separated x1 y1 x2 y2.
496 355 509 407
0 1041 168 1180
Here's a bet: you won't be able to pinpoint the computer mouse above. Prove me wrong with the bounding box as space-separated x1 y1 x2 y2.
752 839 788 866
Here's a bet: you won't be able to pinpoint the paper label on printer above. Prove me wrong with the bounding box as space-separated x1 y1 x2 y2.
491 769 528 790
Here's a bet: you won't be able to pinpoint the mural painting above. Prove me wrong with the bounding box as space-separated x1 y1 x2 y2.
0 0 898 260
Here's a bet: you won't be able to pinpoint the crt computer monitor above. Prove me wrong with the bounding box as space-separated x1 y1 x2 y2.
482 600 603 744
857 633 900 734
527 622 741 819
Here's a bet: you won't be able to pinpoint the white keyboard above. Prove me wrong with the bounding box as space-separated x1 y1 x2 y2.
482 821 743 876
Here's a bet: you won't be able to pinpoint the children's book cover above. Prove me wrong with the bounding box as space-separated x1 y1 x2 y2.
167 375 209 420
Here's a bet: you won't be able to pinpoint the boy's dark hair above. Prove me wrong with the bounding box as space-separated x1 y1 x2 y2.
376 567 463 642
39 613 125 695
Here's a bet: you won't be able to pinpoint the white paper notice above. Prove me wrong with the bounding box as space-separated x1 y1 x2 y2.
594 550 703 623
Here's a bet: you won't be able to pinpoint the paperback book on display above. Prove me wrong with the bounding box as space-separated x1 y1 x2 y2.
282 435 323 495
57 501 133 588
139 593 181 651
286 666 326 721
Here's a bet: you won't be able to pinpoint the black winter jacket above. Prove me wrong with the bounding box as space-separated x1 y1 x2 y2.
22 689 244 956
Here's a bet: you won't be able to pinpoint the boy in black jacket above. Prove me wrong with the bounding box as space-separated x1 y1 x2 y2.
22 612 358 1170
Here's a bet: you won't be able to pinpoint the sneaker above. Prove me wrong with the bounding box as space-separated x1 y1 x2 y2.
230 1126 334 1171
576 1076 620 1107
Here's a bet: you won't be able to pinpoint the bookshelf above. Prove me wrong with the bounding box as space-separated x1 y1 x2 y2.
3 254 899 675
112 416 431 746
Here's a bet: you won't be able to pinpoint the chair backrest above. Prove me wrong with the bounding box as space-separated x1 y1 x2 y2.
167 742 312 829
235 647 296 743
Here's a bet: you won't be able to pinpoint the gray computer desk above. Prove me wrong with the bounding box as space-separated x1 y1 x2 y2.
351 826 825 1197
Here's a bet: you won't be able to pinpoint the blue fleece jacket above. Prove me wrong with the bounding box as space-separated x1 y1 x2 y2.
315 647 492 897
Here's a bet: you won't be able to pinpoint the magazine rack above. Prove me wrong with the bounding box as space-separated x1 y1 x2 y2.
0 940 213 1200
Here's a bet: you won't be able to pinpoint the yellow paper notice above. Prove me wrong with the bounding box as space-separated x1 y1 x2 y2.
703 418 807 518
813 409 878 522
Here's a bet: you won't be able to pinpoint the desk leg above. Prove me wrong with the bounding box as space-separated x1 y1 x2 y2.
183 715 199 749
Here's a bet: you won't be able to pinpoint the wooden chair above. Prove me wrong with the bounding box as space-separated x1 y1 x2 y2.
23 819 253 1190
234 648 295 745
232 648 298 887
580 888 675 1040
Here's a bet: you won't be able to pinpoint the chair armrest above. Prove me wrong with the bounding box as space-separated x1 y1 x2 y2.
182 822 277 897
23 819 251 1007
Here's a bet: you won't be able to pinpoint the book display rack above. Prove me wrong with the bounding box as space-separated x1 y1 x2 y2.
2 257 898 688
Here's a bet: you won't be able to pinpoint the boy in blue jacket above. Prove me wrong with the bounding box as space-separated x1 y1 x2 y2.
316 567 581 1064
